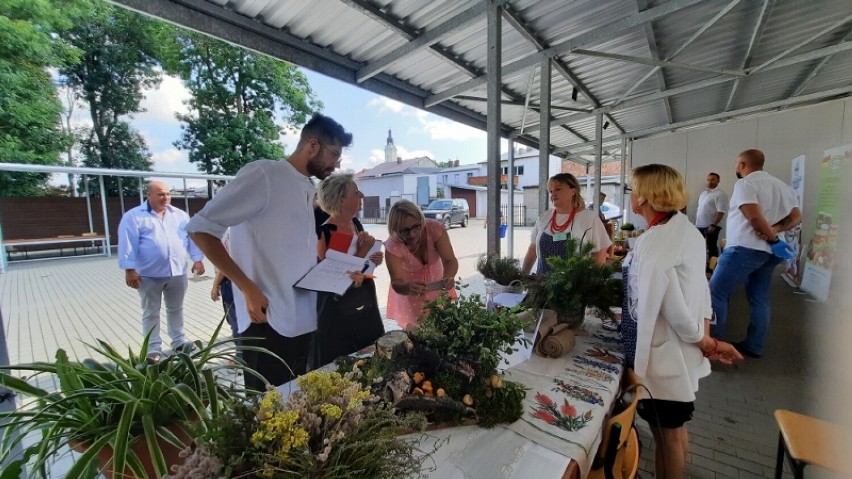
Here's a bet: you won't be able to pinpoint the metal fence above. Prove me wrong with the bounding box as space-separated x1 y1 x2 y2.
501 204 528 226
361 205 530 226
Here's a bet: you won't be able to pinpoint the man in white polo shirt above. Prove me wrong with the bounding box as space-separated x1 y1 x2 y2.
695 172 729 269
710 149 800 359
187 113 352 390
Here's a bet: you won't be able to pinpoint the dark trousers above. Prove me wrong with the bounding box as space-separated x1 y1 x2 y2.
698 226 721 259
239 322 312 391
219 278 239 337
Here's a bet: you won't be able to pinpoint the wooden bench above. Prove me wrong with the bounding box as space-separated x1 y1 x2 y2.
2 234 108 262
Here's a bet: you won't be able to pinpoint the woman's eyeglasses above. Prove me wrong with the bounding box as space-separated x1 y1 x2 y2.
398 223 422 237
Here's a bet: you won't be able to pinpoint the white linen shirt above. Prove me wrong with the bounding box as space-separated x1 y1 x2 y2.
529 208 612 261
695 187 729 228
186 160 318 338
726 171 798 253
118 202 202 277
628 213 711 402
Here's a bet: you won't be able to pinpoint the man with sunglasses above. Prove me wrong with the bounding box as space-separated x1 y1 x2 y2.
187 113 352 390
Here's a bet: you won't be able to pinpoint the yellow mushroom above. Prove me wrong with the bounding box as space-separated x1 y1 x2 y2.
436 388 446 398
421 380 433 392
490 374 504 389
463 394 474 406
413 387 424 396
413 372 425 385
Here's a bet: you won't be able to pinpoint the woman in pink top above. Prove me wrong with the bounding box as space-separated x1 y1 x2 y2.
385 200 459 328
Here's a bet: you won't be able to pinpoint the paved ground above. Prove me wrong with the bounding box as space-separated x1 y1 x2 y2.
0 219 840 478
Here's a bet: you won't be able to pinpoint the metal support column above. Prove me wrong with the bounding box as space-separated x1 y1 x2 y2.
486 0 502 256
83 175 94 233
118 177 125 213
183 178 190 212
98 176 111 257
620 138 628 222
138 178 144 204
593 112 603 213
507 138 515 258
538 58 551 221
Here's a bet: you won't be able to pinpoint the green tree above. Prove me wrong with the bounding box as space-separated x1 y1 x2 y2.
59 1 161 196
0 0 75 196
170 33 322 179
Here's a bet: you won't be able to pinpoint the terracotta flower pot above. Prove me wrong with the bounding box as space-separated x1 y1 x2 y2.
69 424 192 478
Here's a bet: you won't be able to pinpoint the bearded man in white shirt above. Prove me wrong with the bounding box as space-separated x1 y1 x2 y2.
695 172 729 268
709 149 801 359
187 113 352 390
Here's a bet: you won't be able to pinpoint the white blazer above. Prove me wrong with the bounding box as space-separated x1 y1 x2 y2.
628 213 711 402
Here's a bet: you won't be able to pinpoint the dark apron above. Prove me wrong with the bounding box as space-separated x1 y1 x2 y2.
536 231 569 275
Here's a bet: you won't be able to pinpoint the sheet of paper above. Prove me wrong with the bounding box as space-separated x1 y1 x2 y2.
493 292 526 308
294 249 365 294
363 240 383 275
524 310 547 361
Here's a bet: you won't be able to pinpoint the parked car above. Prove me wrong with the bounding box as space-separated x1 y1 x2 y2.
422 198 470 229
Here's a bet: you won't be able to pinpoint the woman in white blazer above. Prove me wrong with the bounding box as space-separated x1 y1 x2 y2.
622 164 742 479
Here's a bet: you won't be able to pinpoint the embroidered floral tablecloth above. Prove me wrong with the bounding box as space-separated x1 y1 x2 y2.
406 316 623 478
504 316 624 476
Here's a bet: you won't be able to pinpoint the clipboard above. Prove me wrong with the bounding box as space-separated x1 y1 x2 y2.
294 250 365 295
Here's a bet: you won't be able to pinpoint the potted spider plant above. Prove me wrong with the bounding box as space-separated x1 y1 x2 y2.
0 319 260 479
522 237 621 328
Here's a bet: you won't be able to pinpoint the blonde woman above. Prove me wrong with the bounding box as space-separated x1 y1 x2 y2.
312 173 384 368
622 164 742 479
384 199 458 328
522 173 610 275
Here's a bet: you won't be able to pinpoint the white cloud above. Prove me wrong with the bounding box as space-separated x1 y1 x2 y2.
367 146 435 165
151 148 187 169
368 97 407 114
138 75 190 124
416 117 486 142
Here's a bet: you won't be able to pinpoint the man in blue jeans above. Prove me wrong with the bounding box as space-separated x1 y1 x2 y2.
710 149 800 358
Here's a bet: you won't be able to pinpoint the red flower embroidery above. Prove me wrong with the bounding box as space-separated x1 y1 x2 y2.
535 392 554 407
534 410 556 424
560 400 577 417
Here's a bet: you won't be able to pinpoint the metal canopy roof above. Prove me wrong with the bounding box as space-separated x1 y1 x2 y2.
109 0 852 164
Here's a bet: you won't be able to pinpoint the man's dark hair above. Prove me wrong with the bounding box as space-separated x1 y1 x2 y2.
299 113 353 148
708 172 720 180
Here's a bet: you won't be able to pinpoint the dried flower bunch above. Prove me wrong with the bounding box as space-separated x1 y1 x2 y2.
168 370 430 479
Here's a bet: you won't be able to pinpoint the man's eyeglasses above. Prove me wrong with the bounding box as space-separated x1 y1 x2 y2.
398 223 422 237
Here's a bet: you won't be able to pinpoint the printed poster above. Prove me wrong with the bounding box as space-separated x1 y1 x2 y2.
781 155 805 286
800 144 852 301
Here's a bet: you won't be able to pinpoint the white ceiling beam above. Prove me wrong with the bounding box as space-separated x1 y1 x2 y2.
556 84 852 152
424 0 711 108
356 1 503 82
750 13 852 74
571 49 747 76
789 29 852 98
724 0 774 111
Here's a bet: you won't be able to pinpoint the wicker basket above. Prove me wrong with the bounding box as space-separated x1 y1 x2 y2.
490 280 524 295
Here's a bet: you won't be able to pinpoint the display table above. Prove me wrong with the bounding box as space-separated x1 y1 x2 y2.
277 316 624 479
404 316 625 478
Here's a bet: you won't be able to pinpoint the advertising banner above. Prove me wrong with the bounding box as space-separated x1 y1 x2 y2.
781 155 805 286
800 144 852 301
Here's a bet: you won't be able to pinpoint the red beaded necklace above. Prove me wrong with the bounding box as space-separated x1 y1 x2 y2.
550 208 578 233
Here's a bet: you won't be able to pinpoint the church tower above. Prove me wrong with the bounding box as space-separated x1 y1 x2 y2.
384 129 398 163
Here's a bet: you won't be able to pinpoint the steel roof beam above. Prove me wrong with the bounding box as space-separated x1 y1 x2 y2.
455 96 592 112
619 0 740 110
571 49 746 76
425 0 710 108
789 28 852 98
554 84 852 152
356 1 503 82
724 0 773 111
751 13 852 74
541 40 852 132
641 22 673 123
501 5 625 135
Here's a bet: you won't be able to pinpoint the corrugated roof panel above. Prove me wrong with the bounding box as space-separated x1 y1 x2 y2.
111 0 852 154
798 51 852 95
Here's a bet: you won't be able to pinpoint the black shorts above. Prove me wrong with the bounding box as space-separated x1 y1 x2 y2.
637 399 694 429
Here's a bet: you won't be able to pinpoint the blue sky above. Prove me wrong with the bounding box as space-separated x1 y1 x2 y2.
60 67 507 189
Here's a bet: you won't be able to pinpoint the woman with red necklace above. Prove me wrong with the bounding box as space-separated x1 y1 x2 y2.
621 164 741 479
522 173 611 275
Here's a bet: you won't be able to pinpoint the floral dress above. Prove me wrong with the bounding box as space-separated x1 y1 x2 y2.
385 219 458 328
